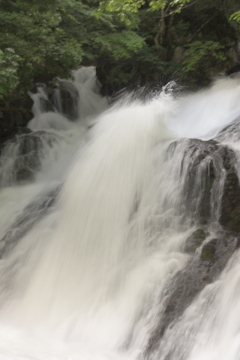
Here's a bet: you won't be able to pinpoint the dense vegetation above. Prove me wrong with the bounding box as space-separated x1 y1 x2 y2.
0 0 239 134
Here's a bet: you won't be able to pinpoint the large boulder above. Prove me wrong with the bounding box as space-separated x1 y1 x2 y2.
219 162 240 232
184 228 208 254
181 138 240 232
146 231 240 356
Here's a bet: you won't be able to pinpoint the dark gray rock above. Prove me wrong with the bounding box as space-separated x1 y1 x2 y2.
0 98 33 138
0 127 32 154
146 138 240 356
181 138 240 232
146 232 239 355
200 237 218 260
0 186 60 258
184 228 208 254
182 139 220 224
0 131 57 184
49 80 79 120
217 117 240 143
219 165 240 232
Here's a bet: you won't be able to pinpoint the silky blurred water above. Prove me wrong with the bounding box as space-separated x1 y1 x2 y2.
0 71 239 360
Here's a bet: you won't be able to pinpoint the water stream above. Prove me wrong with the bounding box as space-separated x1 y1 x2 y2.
0 68 240 359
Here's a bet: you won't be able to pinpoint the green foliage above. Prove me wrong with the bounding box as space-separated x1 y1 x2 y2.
183 41 227 72
230 11 240 22
0 0 147 104
96 31 146 59
99 0 192 14
149 0 191 12
134 46 179 75
0 48 22 99
0 0 84 98
98 0 145 15
0 0 239 108
96 44 180 96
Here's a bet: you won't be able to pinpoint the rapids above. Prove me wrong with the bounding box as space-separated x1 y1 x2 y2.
0 68 239 360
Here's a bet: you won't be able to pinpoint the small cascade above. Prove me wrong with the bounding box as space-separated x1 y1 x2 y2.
29 87 53 118
73 67 108 122
0 67 106 188
0 74 239 360
29 66 108 127
50 80 79 121
0 131 55 185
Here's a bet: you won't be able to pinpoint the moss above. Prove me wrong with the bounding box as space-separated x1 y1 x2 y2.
194 229 206 240
223 160 231 171
197 154 205 162
220 167 240 233
198 177 215 225
226 206 240 233
185 229 207 253
200 238 218 261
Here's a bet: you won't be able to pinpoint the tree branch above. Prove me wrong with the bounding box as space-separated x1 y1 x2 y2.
187 13 217 43
154 8 165 46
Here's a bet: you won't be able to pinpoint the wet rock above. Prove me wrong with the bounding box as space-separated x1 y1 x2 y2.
16 132 57 182
29 80 79 120
0 97 33 138
200 238 218 260
39 97 55 113
181 138 240 232
0 127 32 154
15 167 36 182
217 117 240 142
0 110 15 138
182 139 219 224
13 134 43 182
49 80 79 120
184 229 208 254
146 232 239 355
219 168 240 232
226 63 240 76
0 131 57 184
16 127 32 135
0 185 60 258
146 137 240 356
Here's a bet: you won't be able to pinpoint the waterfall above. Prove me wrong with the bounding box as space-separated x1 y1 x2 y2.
28 66 108 131
0 69 240 360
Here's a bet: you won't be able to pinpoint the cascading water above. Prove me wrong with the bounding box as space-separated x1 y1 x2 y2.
0 68 240 360
28 66 107 130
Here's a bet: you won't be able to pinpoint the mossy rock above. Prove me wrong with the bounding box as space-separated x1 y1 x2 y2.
185 229 208 253
15 167 36 182
200 238 218 261
222 206 240 233
181 139 240 232
48 80 79 121
182 139 219 224
0 131 58 184
219 168 240 233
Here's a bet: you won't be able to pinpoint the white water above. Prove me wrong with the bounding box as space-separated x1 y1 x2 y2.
167 77 240 140
0 70 240 360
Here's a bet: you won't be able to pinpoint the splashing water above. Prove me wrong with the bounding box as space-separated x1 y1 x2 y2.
0 71 240 360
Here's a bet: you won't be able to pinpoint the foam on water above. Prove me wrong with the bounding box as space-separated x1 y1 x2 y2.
0 74 240 360
168 77 240 139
